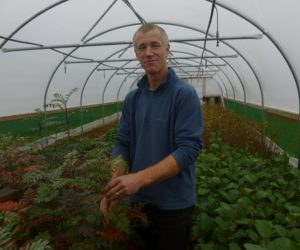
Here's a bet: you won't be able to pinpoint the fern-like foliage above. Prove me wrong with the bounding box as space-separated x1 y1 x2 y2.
59 189 82 213
20 188 36 205
0 121 141 249
77 222 97 239
22 173 46 188
0 133 41 173
0 187 19 201
35 184 58 204
43 87 79 139
22 239 52 250
0 226 12 247
0 211 20 248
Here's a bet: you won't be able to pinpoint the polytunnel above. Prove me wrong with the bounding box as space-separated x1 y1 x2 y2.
1 1 299 162
1 0 300 249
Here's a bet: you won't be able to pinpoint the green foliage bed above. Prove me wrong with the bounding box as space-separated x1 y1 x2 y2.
0 130 143 250
0 105 299 250
193 137 300 250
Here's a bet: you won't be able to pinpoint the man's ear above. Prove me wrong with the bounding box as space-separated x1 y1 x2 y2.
166 43 170 53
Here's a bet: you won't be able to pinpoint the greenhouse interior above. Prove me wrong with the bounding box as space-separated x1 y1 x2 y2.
0 0 300 249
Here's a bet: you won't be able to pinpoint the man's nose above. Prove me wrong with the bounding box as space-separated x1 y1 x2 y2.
145 46 154 55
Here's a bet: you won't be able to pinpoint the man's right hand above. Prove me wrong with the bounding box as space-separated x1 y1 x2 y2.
104 173 142 201
99 196 119 217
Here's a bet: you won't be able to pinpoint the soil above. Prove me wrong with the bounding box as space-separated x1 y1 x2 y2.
80 120 118 138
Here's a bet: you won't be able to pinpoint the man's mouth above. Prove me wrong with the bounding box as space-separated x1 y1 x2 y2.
144 60 157 64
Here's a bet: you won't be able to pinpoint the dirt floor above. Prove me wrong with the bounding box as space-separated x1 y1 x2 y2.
80 120 118 138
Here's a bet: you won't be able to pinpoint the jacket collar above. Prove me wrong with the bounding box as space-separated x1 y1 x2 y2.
137 67 176 92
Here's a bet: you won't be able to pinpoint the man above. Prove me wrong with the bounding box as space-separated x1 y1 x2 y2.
101 23 203 250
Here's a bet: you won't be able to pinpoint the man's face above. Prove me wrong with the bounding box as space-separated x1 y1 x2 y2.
135 29 169 75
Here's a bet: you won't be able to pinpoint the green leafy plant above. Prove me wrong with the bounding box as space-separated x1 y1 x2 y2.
0 127 144 249
31 108 64 147
192 136 300 250
29 88 79 148
1 103 298 249
45 87 79 139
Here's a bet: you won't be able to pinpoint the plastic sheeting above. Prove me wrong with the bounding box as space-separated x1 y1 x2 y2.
0 0 299 116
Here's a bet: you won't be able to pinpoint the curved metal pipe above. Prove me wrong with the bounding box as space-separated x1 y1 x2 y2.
1 2 292 160
84 24 243 124
3 35 262 52
87 21 263 119
40 21 260 122
215 76 227 99
79 46 133 133
116 63 140 108
213 75 228 99
217 72 235 100
7 18 262 142
0 0 69 49
101 60 133 123
171 48 240 102
205 0 300 167
115 54 233 109
112 67 141 116
154 21 262 118
81 0 118 42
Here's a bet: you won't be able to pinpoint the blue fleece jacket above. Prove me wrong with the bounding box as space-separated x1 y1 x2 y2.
112 68 204 210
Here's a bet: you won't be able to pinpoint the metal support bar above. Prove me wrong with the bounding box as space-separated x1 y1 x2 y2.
0 0 69 49
173 75 215 79
96 64 226 71
115 70 219 75
81 0 118 42
64 55 237 64
206 0 300 167
2 34 262 52
126 75 215 79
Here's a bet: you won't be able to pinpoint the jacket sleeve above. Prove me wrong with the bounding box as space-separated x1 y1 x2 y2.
112 95 131 162
171 85 204 169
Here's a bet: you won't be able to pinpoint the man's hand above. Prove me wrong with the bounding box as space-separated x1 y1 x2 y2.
104 173 142 200
99 196 119 217
99 157 128 216
104 154 180 201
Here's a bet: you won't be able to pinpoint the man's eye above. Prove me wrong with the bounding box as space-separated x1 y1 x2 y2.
138 46 146 51
151 44 161 49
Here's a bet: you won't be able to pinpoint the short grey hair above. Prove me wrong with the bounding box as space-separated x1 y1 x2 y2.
132 23 169 50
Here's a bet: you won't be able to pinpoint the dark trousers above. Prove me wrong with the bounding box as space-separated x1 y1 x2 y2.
135 204 194 250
